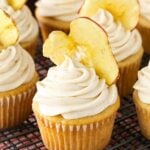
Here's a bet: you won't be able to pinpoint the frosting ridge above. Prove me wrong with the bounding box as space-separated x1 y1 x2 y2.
139 0 150 21
36 0 84 21
92 9 142 62
134 61 150 103
34 57 118 119
0 44 35 92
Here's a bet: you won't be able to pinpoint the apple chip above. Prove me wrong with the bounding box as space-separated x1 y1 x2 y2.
43 17 119 85
43 31 75 64
7 0 27 10
0 9 19 49
70 17 119 85
80 0 139 30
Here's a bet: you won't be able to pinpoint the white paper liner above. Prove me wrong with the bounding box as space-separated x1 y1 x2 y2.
0 87 36 129
35 113 116 150
117 47 143 97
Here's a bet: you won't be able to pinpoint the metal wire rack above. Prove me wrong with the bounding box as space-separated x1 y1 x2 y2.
0 39 150 150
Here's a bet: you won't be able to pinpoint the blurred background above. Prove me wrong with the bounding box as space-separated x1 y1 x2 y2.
27 0 37 13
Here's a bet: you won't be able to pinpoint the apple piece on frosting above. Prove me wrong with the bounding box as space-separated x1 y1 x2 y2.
0 9 19 50
43 17 119 85
7 0 27 10
69 17 119 85
79 0 139 30
43 31 76 65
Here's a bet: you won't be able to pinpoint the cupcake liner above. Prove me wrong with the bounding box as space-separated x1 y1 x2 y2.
20 34 39 57
35 9 70 41
117 47 144 97
0 73 38 129
36 113 116 150
33 98 120 150
137 16 150 54
133 91 150 140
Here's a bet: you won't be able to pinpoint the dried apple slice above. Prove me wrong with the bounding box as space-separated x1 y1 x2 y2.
43 17 119 85
7 0 27 10
0 9 19 50
80 0 139 30
43 31 76 64
69 17 119 85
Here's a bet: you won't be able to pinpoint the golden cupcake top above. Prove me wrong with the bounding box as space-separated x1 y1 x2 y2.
7 0 28 10
0 9 19 50
80 0 140 30
43 17 119 85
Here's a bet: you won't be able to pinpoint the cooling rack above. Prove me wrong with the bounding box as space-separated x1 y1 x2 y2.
0 39 150 150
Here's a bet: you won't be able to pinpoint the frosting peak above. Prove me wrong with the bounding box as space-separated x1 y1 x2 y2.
92 9 142 62
34 57 118 119
36 0 84 21
134 61 150 103
0 44 35 92
139 0 150 21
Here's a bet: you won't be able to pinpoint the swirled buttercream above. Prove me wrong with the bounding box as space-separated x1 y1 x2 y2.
0 0 39 43
36 0 84 21
0 44 35 92
33 57 118 119
92 9 142 62
134 61 150 104
139 0 150 21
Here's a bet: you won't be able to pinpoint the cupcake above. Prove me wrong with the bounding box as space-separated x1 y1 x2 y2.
0 0 39 57
0 45 38 129
137 0 150 54
35 0 84 41
80 0 144 97
133 61 150 139
0 10 38 129
33 58 120 150
33 17 120 150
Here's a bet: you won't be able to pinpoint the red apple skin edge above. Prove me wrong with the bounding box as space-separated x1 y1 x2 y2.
70 17 120 85
82 17 120 84
77 0 85 14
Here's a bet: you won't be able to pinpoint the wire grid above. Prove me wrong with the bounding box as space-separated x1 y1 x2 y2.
0 40 150 150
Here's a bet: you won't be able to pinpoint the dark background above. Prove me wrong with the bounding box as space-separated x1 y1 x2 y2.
27 0 37 13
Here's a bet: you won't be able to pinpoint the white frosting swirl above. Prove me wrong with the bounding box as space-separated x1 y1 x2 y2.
134 61 150 104
0 0 39 43
139 0 150 21
0 44 35 92
36 0 84 22
33 57 118 119
92 9 142 62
